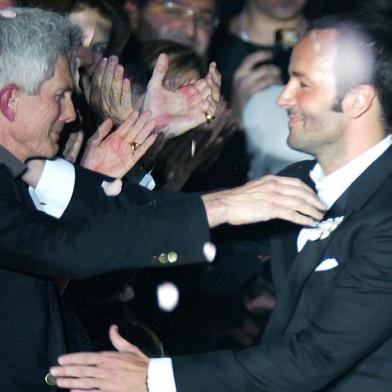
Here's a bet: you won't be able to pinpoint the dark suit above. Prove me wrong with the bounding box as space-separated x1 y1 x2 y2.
0 161 210 391
173 145 392 391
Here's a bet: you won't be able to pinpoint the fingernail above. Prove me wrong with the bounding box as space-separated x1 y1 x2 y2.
50 367 58 376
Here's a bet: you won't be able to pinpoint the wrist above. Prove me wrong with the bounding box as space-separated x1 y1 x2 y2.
201 190 229 228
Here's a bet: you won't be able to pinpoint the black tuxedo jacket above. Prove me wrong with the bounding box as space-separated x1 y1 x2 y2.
0 163 210 391
173 145 392 391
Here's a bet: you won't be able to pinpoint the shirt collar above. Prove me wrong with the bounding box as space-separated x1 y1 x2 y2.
0 145 26 178
310 135 392 209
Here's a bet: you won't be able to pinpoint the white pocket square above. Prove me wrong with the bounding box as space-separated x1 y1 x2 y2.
315 258 339 271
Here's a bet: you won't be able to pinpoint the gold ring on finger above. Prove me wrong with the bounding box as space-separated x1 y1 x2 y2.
205 112 216 124
131 142 141 152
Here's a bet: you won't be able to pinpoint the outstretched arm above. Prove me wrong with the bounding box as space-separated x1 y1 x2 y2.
202 175 325 228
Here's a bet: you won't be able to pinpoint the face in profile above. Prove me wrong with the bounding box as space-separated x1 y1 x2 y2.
139 0 215 55
278 29 346 157
70 5 112 76
11 57 76 160
251 0 307 20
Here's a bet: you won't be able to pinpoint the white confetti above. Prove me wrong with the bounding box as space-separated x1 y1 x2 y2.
157 282 179 312
0 9 16 18
203 241 216 263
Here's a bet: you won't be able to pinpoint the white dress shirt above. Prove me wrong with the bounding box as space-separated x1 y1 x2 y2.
148 134 392 392
28 158 156 218
29 158 75 218
298 135 392 251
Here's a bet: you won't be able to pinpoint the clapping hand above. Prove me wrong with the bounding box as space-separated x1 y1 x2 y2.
81 110 157 178
82 54 221 140
82 55 133 126
143 53 221 138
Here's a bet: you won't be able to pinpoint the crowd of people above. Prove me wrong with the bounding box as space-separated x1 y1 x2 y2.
1 0 392 391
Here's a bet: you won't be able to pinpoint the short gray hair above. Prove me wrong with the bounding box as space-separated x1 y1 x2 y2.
0 7 82 94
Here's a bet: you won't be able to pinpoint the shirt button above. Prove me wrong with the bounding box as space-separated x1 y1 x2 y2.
167 252 178 263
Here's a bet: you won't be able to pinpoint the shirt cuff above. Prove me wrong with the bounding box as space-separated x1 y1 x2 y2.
148 358 177 392
29 158 75 218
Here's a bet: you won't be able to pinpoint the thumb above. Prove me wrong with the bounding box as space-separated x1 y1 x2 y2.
148 53 169 89
109 325 145 357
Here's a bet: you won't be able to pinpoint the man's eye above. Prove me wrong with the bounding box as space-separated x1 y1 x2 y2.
299 81 309 88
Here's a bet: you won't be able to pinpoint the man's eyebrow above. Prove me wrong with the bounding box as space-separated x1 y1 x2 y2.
292 70 306 77
291 70 313 82
56 86 73 94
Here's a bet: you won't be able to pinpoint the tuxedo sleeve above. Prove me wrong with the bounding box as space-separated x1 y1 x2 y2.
172 206 392 391
0 165 210 279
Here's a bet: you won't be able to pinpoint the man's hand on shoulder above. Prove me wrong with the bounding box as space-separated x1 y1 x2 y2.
202 175 326 228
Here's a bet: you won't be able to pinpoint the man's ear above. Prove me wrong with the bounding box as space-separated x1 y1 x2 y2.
0 84 19 121
342 85 376 119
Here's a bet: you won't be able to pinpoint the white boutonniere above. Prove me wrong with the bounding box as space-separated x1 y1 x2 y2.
309 216 344 241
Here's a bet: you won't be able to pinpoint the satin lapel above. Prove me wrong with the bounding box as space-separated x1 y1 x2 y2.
264 145 392 338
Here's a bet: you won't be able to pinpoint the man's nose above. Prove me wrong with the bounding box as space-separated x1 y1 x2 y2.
277 82 296 108
60 95 76 123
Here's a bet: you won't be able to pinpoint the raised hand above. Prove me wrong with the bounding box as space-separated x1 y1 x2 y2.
143 53 221 138
50 325 149 392
83 55 133 126
81 110 157 178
